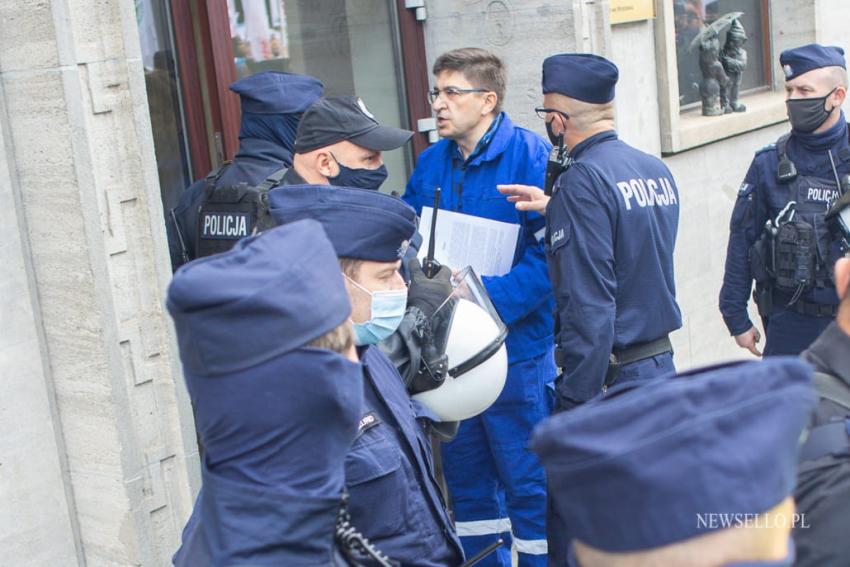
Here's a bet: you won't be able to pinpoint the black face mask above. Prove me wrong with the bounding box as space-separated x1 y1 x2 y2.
328 154 389 191
543 118 570 197
786 88 836 133
545 118 563 147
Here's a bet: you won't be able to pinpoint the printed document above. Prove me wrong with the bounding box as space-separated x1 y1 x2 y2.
417 206 519 276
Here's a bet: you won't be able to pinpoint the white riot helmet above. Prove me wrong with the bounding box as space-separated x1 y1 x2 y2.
413 267 508 421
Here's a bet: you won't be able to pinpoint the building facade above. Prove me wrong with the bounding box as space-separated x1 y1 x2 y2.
1 1 848 564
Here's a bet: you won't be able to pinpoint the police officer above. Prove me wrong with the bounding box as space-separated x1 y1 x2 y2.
267 95 451 395
268 185 465 567
503 53 681 405
403 47 555 567
166 71 323 271
281 95 413 190
794 255 850 566
531 357 815 567
168 82 414 271
720 44 849 357
167 220 368 565
501 53 682 565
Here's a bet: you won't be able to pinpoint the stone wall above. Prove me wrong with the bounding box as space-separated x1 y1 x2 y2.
0 1 197 564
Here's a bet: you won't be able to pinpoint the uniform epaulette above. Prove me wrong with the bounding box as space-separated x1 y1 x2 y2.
754 143 776 156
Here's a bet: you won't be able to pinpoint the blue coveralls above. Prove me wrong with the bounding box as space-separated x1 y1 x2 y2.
719 117 849 355
351 346 465 566
404 113 556 567
166 137 294 271
545 130 682 563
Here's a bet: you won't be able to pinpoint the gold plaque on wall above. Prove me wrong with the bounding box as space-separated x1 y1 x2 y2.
610 0 656 25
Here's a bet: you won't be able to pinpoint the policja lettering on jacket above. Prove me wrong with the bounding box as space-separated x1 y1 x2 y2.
615 176 678 210
719 43 849 357
165 71 323 271
200 211 249 239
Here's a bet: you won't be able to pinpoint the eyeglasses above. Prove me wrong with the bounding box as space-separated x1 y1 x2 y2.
534 107 570 121
428 87 490 104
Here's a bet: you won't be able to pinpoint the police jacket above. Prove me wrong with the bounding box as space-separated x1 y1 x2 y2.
166 137 293 271
174 348 364 566
546 131 682 403
347 346 464 566
719 117 850 336
795 322 850 567
403 113 554 364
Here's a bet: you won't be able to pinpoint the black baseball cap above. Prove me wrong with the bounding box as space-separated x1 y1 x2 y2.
294 96 413 154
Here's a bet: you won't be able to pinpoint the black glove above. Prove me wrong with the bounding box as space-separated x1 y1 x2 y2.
407 258 453 318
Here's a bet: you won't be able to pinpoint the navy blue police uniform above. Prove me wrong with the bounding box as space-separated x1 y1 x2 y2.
166 71 322 271
531 357 815 566
794 322 850 566
720 44 850 356
268 184 465 567
167 220 364 565
542 54 681 408
541 54 682 566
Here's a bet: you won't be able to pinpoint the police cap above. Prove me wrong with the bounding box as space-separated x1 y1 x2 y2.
229 71 324 115
780 44 846 81
542 53 619 104
268 184 417 262
294 96 413 154
531 358 815 552
166 219 350 376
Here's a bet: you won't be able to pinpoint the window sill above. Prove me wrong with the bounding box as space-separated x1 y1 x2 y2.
662 91 788 155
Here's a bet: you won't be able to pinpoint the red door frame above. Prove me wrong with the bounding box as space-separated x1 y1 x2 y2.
170 0 212 180
395 0 432 161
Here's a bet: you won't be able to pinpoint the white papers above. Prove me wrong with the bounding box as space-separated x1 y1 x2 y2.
418 207 519 276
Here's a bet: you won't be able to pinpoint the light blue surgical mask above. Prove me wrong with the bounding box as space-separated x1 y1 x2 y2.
345 275 408 345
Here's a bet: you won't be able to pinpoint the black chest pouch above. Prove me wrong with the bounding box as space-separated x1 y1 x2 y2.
773 219 817 298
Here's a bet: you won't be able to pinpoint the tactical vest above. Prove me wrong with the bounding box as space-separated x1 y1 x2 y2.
755 133 845 307
194 164 288 259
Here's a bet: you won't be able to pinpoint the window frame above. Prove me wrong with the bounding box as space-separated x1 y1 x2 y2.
654 0 788 155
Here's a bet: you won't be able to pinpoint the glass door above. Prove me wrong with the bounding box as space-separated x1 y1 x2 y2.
224 0 413 194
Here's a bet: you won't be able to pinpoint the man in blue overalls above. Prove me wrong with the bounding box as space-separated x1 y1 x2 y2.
720 44 850 356
268 185 465 567
168 220 365 565
532 357 815 567
403 47 555 567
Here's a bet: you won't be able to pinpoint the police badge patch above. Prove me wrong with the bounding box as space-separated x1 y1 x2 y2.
783 64 793 79
357 97 376 120
397 239 410 259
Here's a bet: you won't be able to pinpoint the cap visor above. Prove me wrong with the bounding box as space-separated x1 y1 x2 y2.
349 125 413 151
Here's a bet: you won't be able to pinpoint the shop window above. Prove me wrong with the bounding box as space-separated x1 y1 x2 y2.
673 0 771 109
